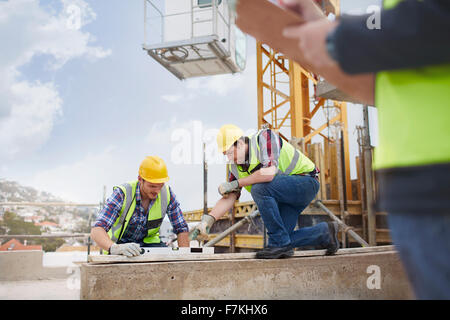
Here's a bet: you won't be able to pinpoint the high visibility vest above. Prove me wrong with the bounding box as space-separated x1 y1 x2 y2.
228 130 315 193
103 181 170 254
374 0 450 170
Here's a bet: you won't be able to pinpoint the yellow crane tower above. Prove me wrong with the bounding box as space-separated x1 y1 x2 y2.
256 0 353 201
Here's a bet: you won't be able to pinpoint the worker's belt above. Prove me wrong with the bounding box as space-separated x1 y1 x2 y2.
297 167 320 181
147 218 163 229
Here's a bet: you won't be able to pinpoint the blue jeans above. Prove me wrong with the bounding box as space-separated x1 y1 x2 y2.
388 212 450 299
251 174 330 248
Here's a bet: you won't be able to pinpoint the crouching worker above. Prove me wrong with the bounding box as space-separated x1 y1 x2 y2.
191 124 339 259
91 156 189 256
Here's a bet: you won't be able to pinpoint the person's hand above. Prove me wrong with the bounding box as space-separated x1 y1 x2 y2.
189 214 216 241
278 0 325 22
283 19 339 71
109 243 141 257
218 180 240 196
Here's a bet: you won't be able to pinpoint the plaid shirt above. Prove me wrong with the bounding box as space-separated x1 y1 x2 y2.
93 182 189 243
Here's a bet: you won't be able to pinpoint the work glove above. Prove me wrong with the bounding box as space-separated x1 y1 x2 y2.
218 180 240 196
189 214 216 241
109 243 141 257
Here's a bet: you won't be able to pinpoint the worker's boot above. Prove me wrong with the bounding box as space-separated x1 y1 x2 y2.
325 221 340 255
255 245 294 259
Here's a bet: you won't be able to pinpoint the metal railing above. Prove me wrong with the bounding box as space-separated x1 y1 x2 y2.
314 200 369 247
0 234 89 239
144 0 231 50
0 202 99 207
204 210 260 247
1 199 104 260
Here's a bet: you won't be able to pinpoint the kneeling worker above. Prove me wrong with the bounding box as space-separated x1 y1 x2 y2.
91 156 189 256
191 124 339 259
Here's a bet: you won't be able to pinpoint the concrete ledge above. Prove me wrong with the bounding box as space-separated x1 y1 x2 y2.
81 247 414 300
0 251 68 281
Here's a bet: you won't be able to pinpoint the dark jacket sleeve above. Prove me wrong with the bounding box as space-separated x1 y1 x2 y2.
333 0 450 74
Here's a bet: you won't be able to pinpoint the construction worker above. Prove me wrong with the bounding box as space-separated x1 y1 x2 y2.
278 0 450 299
191 124 340 259
91 156 189 256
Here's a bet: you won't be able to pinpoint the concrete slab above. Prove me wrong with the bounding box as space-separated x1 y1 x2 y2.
81 247 414 300
0 251 70 281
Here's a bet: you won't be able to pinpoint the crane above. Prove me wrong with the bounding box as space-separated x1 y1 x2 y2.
143 0 378 249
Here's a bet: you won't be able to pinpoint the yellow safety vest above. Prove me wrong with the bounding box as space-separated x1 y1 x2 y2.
374 0 450 169
228 130 315 193
103 181 170 254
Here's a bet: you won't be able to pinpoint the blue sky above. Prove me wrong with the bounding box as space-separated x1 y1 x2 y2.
1 0 380 210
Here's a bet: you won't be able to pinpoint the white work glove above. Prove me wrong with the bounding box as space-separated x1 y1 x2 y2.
189 214 216 241
109 243 141 257
218 180 240 196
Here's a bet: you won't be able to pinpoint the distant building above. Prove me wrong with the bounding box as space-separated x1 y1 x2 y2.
35 221 60 233
34 221 58 227
0 239 42 251
24 215 44 223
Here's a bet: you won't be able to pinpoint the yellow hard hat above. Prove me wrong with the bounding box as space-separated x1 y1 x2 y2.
138 156 169 183
217 124 244 153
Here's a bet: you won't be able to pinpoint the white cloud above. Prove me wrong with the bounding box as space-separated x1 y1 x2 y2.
28 146 131 203
0 0 111 160
142 118 254 210
161 94 183 104
0 80 62 157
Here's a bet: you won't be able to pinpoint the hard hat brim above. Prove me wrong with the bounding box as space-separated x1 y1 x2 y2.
142 176 169 184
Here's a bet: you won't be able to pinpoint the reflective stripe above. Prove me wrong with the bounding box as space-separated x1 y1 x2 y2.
229 164 239 181
110 183 133 242
250 135 262 165
283 150 300 175
146 185 168 236
160 184 168 220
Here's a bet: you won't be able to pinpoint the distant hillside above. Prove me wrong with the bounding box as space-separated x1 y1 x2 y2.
0 179 63 203
0 179 95 234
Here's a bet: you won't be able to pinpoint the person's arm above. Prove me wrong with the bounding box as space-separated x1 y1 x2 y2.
90 188 124 252
90 188 142 257
280 1 376 104
91 227 114 252
166 187 190 247
208 192 239 220
232 129 282 187
190 192 238 241
238 166 279 187
333 0 450 74
176 231 189 247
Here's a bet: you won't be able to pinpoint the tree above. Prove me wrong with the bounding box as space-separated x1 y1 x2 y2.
73 220 91 234
2 211 41 235
35 238 65 252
